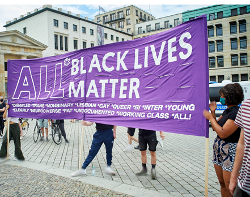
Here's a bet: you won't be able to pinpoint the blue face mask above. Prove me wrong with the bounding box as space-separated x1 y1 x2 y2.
220 97 226 105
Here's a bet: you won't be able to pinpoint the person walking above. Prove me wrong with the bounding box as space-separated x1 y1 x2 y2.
229 98 250 196
135 128 164 179
58 120 69 143
71 121 116 176
124 127 139 152
203 83 244 197
39 119 49 141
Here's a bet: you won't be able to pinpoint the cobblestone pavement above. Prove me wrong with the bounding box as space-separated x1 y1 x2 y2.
0 119 220 196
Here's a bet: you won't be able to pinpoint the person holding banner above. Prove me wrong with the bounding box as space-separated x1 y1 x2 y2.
71 121 116 176
136 129 164 179
203 83 244 197
0 96 6 138
229 99 250 196
0 104 25 161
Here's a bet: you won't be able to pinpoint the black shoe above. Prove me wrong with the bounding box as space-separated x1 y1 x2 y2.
40 136 44 141
134 145 139 149
136 168 147 176
151 168 156 179
65 139 69 143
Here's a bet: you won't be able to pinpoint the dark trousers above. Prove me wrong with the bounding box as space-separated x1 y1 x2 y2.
82 129 114 169
0 116 4 135
234 184 250 197
0 123 24 160
59 122 66 139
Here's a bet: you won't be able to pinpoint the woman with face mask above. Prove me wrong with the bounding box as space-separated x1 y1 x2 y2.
203 83 244 197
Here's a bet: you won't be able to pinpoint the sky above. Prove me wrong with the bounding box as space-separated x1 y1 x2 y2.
0 0 247 32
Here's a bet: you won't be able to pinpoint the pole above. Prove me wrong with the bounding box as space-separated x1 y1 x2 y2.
6 118 10 158
205 137 209 197
79 125 85 169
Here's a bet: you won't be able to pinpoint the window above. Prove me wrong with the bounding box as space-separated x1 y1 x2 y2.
209 13 215 20
103 15 108 23
4 62 7 71
118 11 123 19
231 8 237 16
126 18 131 25
97 17 101 23
126 9 130 16
54 34 58 50
240 6 247 15
230 22 237 34
122 38 124 41
210 76 216 82
239 20 246 33
82 41 86 49
232 74 239 82
136 10 138 16
208 26 214 37
54 19 58 27
127 28 131 33
23 27 26 34
209 41 215 53
111 23 116 29
241 74 248 81
136 19 138 24
240 37 247 49
110 13 116 20
74 40 78 50
82 27 86 33
174 18 180 27
111 35 114 40
218 75 224 83
209 57 215 68
217 40 223 52
104 33 107 39
91 43 94 47
144 14 146 20
73 24 77 31
240 53 248 65
216 24 223 36
231 38 238 50
217 56 224 67
155 23 160 30
231 55 238 66
148 16 150 21
65 37 68 51
138 27 142 34
64 22 68 29
164 21 169 28
116 37 119 42
90 29 94 35
118 21 124 28
146 25 151 32
217 11 223 19
140 12 142 18
60 35 63 50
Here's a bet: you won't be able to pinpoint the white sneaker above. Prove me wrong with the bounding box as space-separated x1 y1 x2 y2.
105 166 115 175
158 139 164 149
124 145 132 152
71 168 87 177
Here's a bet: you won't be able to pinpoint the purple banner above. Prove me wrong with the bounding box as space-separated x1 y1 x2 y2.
8 15 209 137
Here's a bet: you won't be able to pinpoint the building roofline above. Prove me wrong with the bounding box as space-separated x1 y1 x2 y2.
4 6 132 36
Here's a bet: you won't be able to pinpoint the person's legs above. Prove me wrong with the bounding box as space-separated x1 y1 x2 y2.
124 128 136 152
11 124 24 160
0 116 4 136
0 130 8 158
214 164 231 197
103 129 115 175
59 122 69 142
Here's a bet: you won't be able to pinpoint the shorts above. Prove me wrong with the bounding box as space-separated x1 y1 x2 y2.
233 184 250 197
213 136 237 172
138 133 158 152
38 119 48 128
127 127 135 136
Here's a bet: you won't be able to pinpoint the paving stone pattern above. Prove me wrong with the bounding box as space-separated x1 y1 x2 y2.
0 119 220 196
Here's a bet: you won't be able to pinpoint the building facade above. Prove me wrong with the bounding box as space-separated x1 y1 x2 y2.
0 30 47 97
94 5 155 35
183 4 250 82
4 5 132 58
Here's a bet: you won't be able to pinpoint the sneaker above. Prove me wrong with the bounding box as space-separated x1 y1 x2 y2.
46 137 49 142
105 166 115 175
20 136 23 140
65 139 69 143
71 168 87 177
134 145 139 150
151 168 156 179
136 168 147 176
40 136 44 141
124 145 133 152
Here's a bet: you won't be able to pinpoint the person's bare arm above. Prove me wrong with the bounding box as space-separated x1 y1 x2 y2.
113 126 117 139
160 131 165 140
81 121 93 126
229 128 245 195
3 104 9 119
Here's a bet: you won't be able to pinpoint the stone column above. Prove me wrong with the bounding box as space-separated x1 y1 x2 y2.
0 53 5 97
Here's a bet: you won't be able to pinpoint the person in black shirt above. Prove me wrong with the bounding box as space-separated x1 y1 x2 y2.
71 121 116 177
203 83 244 196
135 129 164 179
0 96 6 138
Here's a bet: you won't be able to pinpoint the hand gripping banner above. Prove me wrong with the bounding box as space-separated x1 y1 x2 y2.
7 15 209 137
